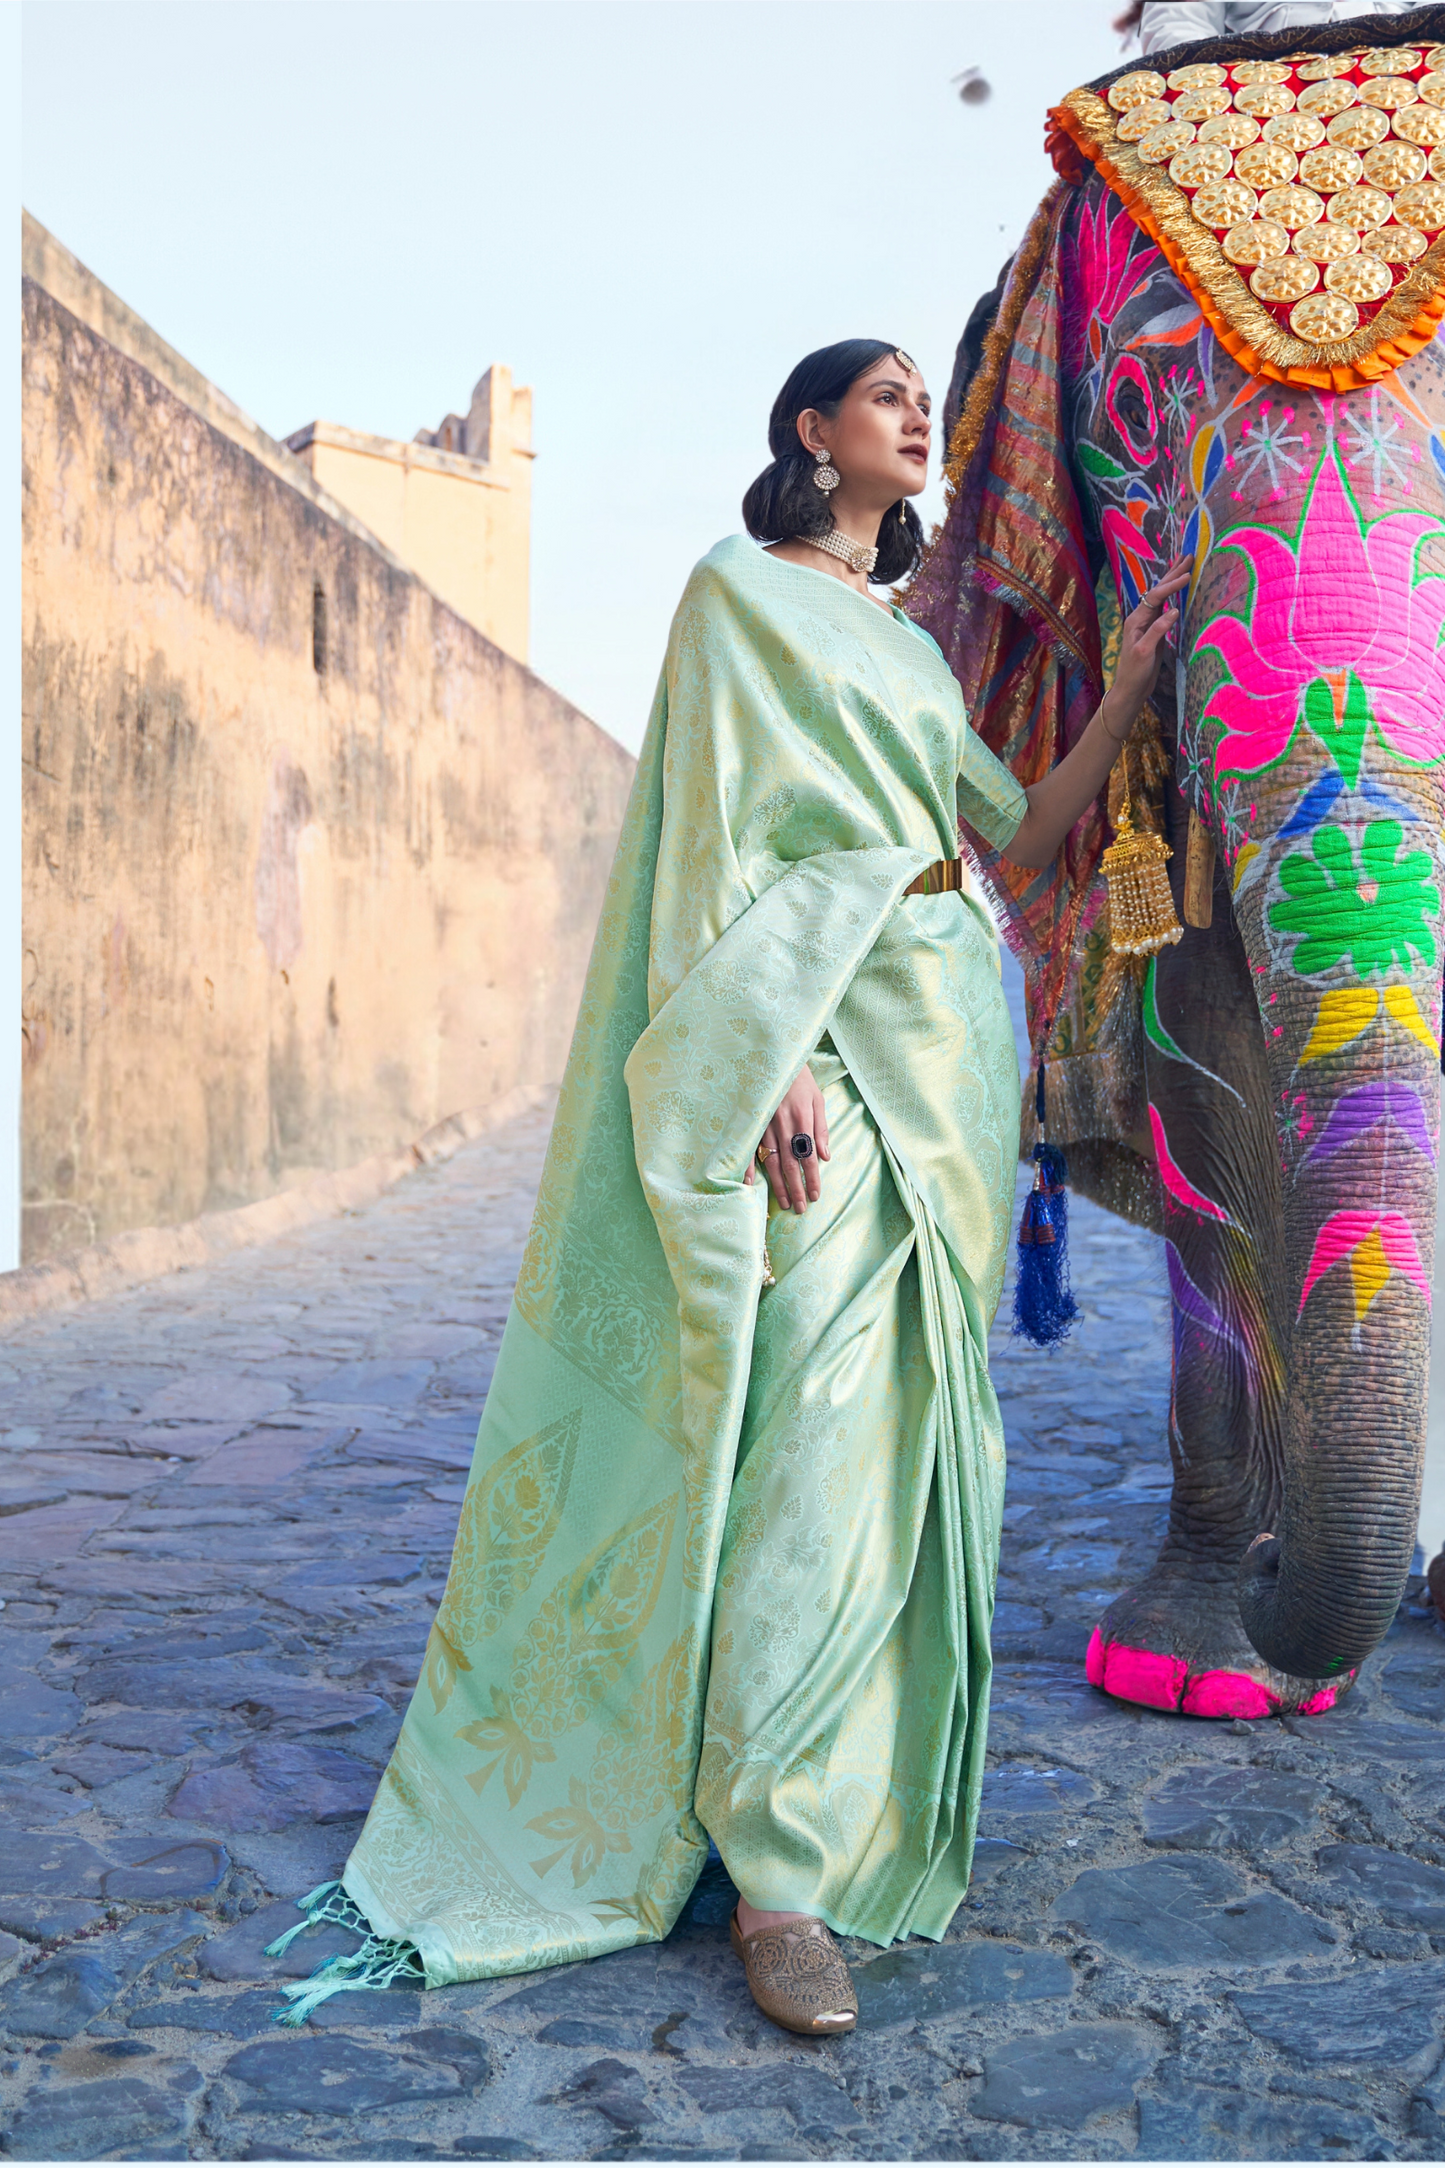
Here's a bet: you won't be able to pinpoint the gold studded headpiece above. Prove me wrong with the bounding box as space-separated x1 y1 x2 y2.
1047 18 1445 387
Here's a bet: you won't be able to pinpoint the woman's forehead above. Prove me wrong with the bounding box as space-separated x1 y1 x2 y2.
856 353 927 394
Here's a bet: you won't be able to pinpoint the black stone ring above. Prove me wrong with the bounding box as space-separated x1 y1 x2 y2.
791 1133 814 1161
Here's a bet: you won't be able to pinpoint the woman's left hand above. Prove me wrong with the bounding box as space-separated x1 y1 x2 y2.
1105 555 1193 729
744 1066 830 1213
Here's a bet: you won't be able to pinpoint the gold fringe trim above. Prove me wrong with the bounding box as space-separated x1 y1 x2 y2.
941 182 1069 498
1052 88 1445 391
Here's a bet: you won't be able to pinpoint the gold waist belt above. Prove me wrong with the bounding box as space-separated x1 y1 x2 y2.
904 858 966 898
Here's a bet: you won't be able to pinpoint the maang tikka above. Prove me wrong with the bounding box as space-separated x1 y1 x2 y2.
812 446 841 494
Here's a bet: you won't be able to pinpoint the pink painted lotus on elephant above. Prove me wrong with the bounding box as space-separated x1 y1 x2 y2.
1197 451 1445 785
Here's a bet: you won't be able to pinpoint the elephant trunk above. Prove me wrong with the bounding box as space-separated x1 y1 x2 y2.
1236 1366 1425 1684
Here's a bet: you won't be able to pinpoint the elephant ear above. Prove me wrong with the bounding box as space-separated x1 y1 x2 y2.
909 185 1106 1063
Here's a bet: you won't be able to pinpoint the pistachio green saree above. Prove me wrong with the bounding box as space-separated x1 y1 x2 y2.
279 537 1027 2007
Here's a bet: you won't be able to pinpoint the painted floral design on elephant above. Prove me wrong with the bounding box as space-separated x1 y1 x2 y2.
1194 449 1445 790
1269 819 1440 979
1063 179 1162 412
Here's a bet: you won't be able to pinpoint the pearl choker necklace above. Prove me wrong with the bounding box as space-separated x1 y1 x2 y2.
809 528 878 578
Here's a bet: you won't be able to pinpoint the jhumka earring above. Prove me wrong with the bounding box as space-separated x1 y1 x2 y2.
812 446 841 494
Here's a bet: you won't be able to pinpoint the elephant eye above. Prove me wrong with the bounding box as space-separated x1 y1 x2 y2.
1115 380 1152 438
1104 359 1158 464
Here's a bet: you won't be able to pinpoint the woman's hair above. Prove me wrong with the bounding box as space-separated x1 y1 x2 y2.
742 339 924 586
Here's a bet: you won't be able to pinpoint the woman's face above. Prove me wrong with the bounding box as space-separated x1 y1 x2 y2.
799 354 931 504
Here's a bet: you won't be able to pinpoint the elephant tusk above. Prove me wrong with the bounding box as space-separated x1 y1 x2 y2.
1183 811 1215 929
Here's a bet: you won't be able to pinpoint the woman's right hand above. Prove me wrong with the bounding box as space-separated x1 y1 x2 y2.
745 1065 830 1212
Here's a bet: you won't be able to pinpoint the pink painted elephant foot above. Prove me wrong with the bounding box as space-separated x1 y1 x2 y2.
1086 1569 1355 1721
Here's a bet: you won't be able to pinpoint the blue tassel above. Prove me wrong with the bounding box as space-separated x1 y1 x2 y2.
1013 1064 1078 1347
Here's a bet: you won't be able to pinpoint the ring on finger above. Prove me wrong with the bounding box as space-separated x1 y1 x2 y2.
757 1143 776 1164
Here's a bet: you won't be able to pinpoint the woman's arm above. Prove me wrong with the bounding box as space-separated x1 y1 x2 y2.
749 557 1192 1212
1005 557 1191 870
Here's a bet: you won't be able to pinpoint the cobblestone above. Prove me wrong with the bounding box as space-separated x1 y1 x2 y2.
0 1039 1443 2157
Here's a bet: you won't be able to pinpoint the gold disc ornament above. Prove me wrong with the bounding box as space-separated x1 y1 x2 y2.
1117 98 1173 139
1108 68 1167 109
1236 82 1297 117
1194 177 1261 225
1324 251 1394 301
1290 290 1361 338
1175 85 1234 122
1264 112 1325 150
1327 104 1390 147
1169 61 1227 89
1363 221 1429 259
1223 216 1291 262
1200 111 1261 146
1299 78 1358 115
1325 184 1394 228
1292 220 1361 260
1170 142 1234 186
1140 122 1198 162
1259 181 1325 227
1237 141 1300 186
1393 177 1445 226
1359 76 1421 109
1251 253 1320 300
1296 52 1356 80
1392 102 1445 144
1299 145 1362 189
1362 140 1428 187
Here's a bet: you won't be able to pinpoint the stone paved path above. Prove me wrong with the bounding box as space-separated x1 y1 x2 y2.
1 1085 1444 2161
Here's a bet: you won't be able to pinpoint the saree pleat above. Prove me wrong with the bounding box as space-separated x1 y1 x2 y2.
698 1032 1008 1946
317 538 1027 1996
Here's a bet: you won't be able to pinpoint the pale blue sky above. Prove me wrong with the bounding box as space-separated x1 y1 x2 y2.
22 1 1121 749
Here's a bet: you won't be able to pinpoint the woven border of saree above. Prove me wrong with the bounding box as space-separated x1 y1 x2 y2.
1047 5 1445 390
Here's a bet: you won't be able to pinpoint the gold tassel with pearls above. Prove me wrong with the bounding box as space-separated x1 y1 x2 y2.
1103 750 1182 959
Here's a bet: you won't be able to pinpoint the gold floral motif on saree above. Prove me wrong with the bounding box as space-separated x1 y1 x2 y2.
523 1630 704 1889
435 1410 581 1651
351 1731 593 1983
1049 39 1445 386
451 1495 677 1806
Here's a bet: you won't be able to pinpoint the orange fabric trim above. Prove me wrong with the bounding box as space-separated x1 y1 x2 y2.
1048 100 1445 392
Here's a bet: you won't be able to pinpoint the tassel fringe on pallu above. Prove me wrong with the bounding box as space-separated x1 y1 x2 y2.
1013 1062 1079 1348
265 1880 425 2025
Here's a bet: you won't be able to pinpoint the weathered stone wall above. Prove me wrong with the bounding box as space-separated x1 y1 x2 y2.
20 278 635 1267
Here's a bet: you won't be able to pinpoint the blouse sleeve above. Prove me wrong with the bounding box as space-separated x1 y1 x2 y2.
957 717 1028 852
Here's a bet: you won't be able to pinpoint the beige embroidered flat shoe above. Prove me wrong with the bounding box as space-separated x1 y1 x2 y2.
729 1907 858 2035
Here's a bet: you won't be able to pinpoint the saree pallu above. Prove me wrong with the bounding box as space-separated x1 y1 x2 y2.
306 536 1027 1995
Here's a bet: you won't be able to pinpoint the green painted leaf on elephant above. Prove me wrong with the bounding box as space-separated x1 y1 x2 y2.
1301 671 1370 792
1269 820 1440 980
1076 443 1128 483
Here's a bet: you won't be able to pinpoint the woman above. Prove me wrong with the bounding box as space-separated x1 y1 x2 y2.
273 340 1185 2037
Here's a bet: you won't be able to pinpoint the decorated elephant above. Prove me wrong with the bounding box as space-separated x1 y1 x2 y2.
912 6 1445 1716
